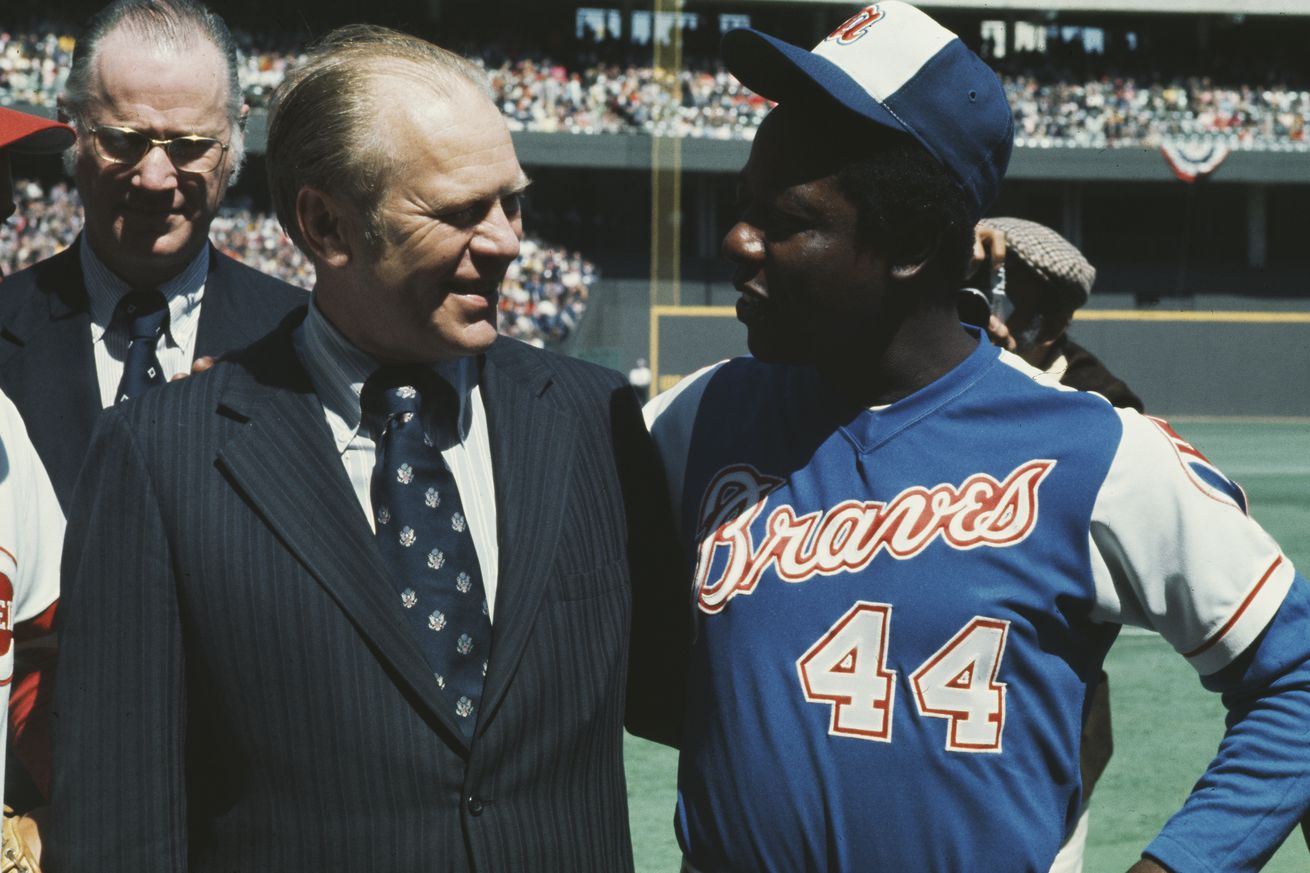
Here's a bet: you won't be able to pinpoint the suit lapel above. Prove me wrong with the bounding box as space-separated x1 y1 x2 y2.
194 248 251 358
476 340 577 731
193 247 299 359
0 242 103 505
214 323 472 748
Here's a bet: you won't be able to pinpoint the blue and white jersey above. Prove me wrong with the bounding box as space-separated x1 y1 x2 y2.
645 336 1296 873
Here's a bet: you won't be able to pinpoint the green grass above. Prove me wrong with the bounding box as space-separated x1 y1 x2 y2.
626 420 1310 872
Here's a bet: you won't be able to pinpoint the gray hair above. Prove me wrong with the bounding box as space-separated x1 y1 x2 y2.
62 0 246 182
265 24 493 258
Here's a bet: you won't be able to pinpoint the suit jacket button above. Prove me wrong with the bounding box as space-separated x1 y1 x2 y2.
467 796 484 816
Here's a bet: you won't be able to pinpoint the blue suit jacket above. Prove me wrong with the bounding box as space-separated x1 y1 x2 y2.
49 318 688 871
0 238 307 508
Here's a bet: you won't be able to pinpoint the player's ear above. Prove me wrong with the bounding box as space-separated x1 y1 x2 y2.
888 218 936 282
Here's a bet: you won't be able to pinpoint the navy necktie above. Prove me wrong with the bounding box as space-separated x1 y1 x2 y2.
364 366 491 737
115 290 168 405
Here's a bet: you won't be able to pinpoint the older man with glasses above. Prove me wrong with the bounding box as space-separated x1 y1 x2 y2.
0 0 305 511
0 0 305 829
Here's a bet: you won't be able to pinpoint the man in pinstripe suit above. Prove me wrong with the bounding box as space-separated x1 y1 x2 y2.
50 26 686 872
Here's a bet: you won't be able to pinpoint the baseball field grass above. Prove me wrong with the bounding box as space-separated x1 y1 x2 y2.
625 418 1310 873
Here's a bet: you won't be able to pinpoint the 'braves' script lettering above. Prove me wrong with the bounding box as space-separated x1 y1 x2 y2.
693 461 1056 613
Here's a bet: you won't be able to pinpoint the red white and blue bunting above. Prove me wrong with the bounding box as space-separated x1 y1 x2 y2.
1160 140 1232 183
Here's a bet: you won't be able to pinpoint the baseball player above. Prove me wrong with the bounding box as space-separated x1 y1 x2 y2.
0 105 73 871
645 5 1310 872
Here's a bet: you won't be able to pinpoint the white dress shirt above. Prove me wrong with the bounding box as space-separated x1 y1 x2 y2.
294 301 501 622
82 240 208 409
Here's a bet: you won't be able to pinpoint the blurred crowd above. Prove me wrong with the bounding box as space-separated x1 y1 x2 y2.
1008 75 1309 150
4 22 1308 149
0 180 596 348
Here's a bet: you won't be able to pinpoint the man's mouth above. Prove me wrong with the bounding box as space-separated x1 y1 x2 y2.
734 282 767 323
444 285 499 309
121 202 179 217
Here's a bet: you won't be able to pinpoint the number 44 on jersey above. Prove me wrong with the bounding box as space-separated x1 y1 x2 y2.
798 601 1010 753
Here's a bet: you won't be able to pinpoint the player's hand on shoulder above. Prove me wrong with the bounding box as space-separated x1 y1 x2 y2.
1125 858 1171 873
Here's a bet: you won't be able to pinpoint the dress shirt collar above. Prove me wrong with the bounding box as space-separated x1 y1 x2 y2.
295 298 475 456
83 236 209 351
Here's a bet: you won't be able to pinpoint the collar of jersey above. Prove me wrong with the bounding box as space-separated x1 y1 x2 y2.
838 328 998 455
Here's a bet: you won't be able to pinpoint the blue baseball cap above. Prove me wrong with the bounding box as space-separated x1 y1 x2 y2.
724 1 1013 221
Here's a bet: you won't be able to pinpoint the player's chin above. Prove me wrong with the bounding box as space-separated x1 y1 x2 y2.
745 325 808 365
451 318 500 356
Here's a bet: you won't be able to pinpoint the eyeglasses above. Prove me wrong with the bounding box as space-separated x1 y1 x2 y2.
88 124 230 174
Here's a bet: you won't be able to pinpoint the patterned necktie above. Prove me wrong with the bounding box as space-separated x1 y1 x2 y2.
114 289 169 405
364 365 491 737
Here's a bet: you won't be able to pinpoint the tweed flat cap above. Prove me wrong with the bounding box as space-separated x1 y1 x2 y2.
981 216 1095 310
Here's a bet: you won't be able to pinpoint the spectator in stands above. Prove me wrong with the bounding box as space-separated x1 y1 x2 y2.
0 178 81 276
628 357 651 403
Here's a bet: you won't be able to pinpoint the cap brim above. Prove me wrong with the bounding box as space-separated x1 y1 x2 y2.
723 28 906 136
0 108 76 154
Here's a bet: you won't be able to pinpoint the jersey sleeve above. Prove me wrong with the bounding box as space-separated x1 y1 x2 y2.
1087 410 1294 675
1 391 63 624
1143 572 1310 873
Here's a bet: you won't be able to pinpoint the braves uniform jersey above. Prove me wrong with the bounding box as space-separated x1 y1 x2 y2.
0 388 63 807
645 335 1309 873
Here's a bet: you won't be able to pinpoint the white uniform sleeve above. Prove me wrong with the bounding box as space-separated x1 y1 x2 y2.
643 361 727 532
0 391 64 623
1088 410 1293 675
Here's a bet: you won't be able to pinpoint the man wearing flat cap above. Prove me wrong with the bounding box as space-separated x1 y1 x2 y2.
645 3 1310 872
977 216 1142 412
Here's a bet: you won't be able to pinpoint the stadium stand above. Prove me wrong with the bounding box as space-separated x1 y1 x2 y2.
3 20 1307 149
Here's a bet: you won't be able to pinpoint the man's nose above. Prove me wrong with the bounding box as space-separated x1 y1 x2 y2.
722 220 764 264
134 144 179 190
471 199 522 261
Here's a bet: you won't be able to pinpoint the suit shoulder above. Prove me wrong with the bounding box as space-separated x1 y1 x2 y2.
210 250 307 307
112 360 229 436
489 338 627 396
0 247 78 319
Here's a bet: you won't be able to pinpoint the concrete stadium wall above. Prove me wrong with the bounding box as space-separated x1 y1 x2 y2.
576 280 1310 418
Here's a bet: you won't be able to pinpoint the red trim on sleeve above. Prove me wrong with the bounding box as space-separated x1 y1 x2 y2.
1183 556 1284 659
15 599 58 641
9 645 57 799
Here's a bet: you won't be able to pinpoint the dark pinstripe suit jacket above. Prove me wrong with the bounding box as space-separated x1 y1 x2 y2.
0 238 307 509
49 314 687 872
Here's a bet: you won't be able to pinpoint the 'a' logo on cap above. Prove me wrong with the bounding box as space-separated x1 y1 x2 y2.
826 5 886 46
